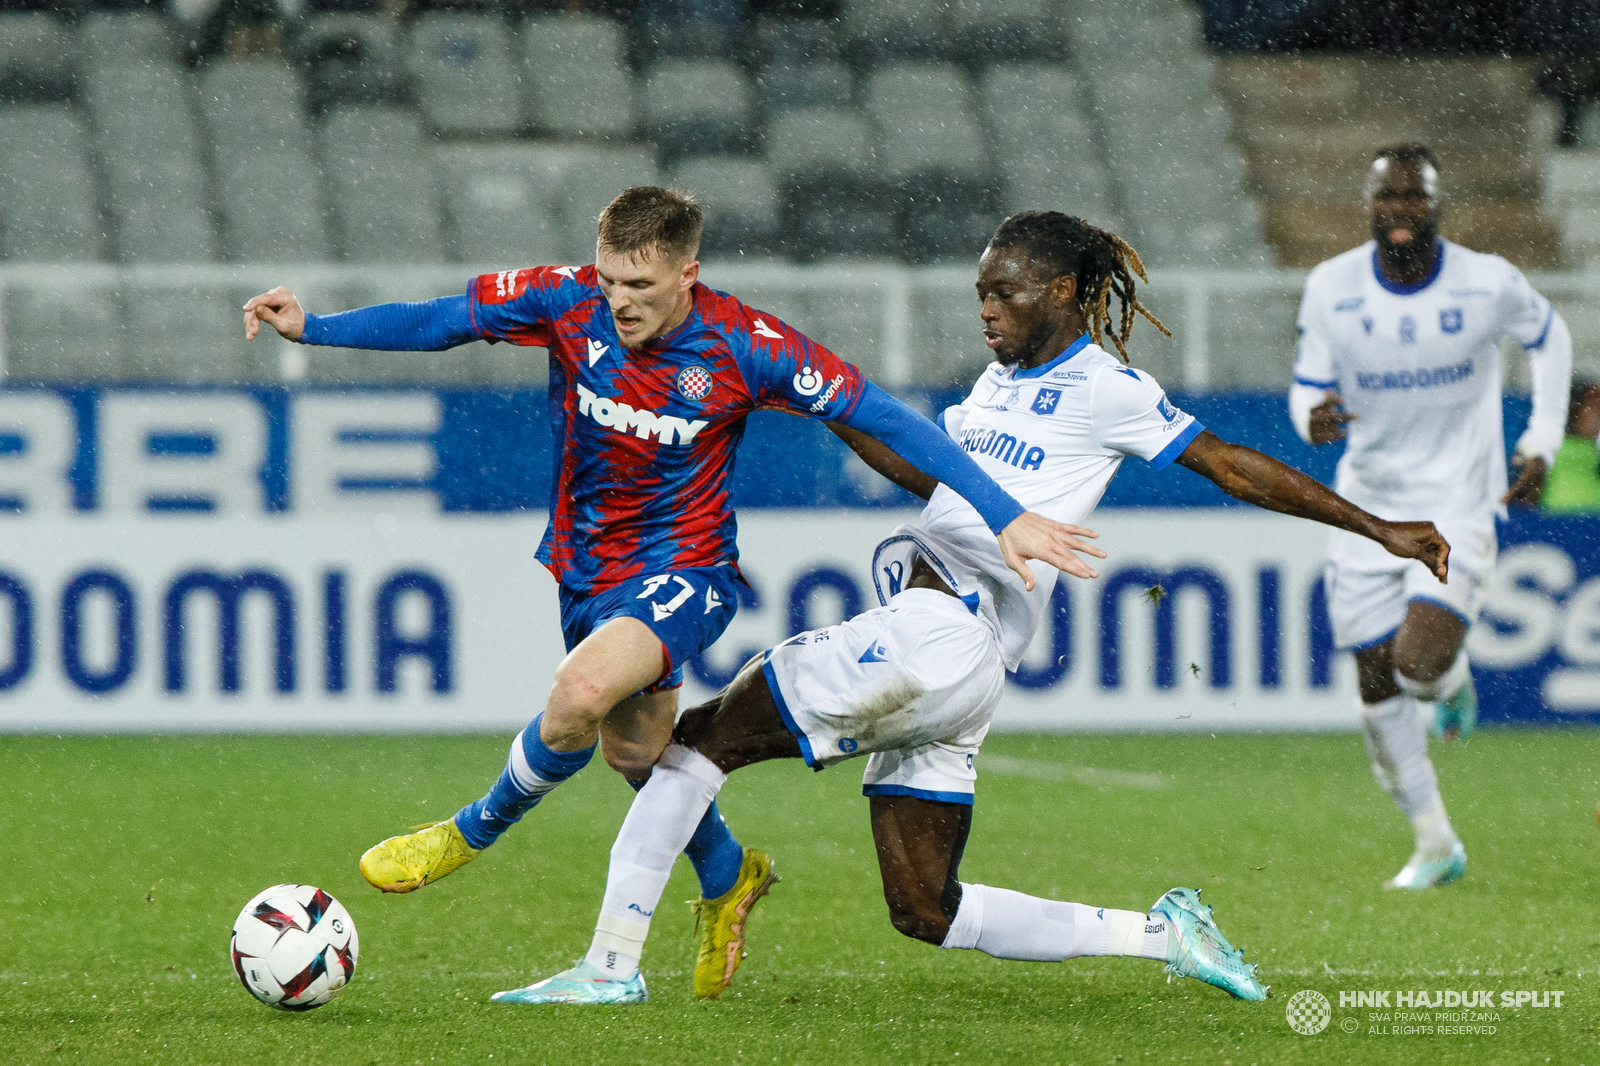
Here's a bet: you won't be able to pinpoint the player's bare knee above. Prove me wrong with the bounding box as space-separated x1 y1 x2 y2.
547 667 615 729
600 744 657 781
1393 644 1453 685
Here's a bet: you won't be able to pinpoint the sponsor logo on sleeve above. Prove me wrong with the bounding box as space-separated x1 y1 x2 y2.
1156 395 1179 423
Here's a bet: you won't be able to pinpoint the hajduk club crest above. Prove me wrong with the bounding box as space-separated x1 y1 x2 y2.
677 366 713 401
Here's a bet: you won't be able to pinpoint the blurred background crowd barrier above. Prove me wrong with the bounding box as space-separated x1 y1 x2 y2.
2 262 1599 390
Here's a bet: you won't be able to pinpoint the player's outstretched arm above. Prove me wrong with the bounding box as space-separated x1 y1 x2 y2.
1175 429 1450 582
243 287 479 352
827 421 939 500
831 383 1104 587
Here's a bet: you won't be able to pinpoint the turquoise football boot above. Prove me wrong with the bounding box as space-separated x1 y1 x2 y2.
491 960 647 1005
1386 840 1466 890
1433 675 1478 742
1150 887 1269 1001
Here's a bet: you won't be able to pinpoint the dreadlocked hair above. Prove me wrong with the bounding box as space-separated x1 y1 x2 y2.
987 210 1170 363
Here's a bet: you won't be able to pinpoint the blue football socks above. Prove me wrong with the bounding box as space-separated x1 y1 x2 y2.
627 777 745 899
455 715 595 850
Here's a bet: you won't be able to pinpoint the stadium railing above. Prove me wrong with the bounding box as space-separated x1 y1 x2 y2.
0 262 1595 389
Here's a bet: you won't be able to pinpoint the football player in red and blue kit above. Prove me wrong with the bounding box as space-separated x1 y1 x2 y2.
243 187 1104 996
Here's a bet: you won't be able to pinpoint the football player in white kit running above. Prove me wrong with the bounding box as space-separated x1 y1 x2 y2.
1290 144 1573 890
489 212 1450 1006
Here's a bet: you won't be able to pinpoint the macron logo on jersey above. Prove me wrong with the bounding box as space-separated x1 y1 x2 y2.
752 318 783 340
586 338 609 366
575 384 709 445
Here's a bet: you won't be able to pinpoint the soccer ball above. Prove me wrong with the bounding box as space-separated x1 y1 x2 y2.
230 884 359 1010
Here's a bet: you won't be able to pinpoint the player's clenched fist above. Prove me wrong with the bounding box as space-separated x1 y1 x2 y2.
1377 520 1451 583
243 286 306 342
997 511 1107 588
1308 393 1357 444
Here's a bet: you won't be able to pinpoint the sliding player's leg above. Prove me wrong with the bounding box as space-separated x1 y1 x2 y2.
602 691 747 905
492 657 794 1004
870 791 1267 1000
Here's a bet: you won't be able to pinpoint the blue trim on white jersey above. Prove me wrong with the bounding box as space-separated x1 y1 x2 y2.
871 532 974 613
1010 333 1092 379
762 651 822 771
1294 375 1339 389
862 783 975 805
1345 624 1400 653
1522 304 1555 350
1371 239 1445 296
1149 419 1204 471
1408 594 1471 626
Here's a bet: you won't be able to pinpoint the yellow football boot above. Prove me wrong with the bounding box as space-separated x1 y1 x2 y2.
689 848 778 999
359 819 479 893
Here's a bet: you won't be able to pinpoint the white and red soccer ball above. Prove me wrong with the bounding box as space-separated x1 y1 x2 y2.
230 884 359 1010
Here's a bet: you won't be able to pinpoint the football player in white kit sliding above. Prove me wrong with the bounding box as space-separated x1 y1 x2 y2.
490 211 1450 1006
1290 144 1573 890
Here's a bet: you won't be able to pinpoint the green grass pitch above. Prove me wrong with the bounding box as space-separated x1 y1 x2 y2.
2 730 1597 1065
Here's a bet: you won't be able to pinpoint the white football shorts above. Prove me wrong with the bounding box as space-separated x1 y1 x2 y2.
761 587 1005 805
1325 511 1497 651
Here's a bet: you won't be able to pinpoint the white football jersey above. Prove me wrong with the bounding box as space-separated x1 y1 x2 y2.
872 335 1201 669
1293 239 1556 521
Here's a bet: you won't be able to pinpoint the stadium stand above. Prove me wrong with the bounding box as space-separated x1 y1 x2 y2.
199 59 332 261
1214 56 1561 268
522 14 634 138
2 0 1596 390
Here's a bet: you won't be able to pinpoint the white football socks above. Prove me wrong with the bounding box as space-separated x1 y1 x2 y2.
940 883 1168 963
1393 650 1471 703
583 744 726 980
1361 695 1457 857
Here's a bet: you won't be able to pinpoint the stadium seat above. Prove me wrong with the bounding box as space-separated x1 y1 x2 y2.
434 143 568 265
85 64 219 261
879 113 989 181
320 107 447 262
764 106 879 180
756 16 842 66
521 14 633 138
669 156 780 258
899 171 1000 263
78 11 180 69
998 148 1121 227
631 13 731 61
863 63 978 128
296 13 411 116
3 282 125 380
406 14 523 136
981 63 1092 164
843 0 950 61
0 12 75 102
758 60 852 116
199 61 331 261
0 105 106 261
556 144 661 260
948 0 1063 62
642 59 754 164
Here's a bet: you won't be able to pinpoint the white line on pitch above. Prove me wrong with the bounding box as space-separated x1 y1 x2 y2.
981 755 1171 791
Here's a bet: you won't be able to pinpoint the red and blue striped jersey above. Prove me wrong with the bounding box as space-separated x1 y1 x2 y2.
469 264 866 594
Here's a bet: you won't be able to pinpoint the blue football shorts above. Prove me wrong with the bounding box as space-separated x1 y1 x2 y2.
558 564 744 693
